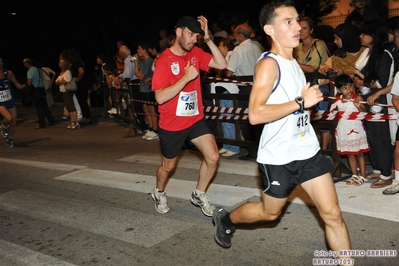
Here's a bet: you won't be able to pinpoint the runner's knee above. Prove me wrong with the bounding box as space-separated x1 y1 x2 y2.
203 151 219 167
260 204 282 221
261 212 281 221
320 204 343 224
161 161 176 174
1 113 12 124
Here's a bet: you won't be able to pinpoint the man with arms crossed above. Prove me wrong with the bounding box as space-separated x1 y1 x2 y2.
212 1 353 265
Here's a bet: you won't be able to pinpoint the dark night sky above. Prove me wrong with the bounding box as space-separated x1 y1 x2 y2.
1 1 266 80
2 0 343 81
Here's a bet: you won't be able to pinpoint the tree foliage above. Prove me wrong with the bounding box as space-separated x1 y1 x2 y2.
294 0 339 24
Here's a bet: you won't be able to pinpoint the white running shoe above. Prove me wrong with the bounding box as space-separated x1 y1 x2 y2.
190 192 215 216
151 188 169 214
141 130 150 140
145 131 159 140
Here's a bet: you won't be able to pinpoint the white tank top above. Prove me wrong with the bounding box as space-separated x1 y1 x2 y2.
256 52 320 165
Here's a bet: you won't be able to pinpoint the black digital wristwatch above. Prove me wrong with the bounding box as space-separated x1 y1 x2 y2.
295 96 304 113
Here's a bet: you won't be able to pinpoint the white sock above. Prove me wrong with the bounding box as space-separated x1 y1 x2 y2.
195 189 205 196
156 188 165 195
395 170 399 181
380 174 392 180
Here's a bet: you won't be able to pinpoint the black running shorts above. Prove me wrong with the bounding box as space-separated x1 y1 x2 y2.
258 151 335 198
158 118 213 159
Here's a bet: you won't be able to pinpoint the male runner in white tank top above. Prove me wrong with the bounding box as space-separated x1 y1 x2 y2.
212 1 353 265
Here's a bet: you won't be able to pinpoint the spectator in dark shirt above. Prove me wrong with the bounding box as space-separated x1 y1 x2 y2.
349 0 382 24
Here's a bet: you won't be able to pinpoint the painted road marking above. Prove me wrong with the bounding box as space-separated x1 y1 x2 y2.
55 168 260 207
118 150 259 176
1 157 398 222
0 189 193 248
0 158 86 171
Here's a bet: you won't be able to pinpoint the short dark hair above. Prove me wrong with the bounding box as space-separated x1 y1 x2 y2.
335 74 354 89
259 0 296 28
137 41 150 51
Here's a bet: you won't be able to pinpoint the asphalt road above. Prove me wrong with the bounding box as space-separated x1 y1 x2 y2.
0 102 397 266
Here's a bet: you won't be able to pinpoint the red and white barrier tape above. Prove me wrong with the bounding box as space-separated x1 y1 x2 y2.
311 110 398 121
118 106 397 121
127 77 253 86
121 110 397 121
203 77 253 86
204 106 247 114
117 86 397 121
204 106 398 121
325 96 394 108
130 98 158 105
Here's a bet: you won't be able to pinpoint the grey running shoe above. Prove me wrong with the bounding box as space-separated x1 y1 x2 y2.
190 192 215 216
6 138 15 148
151 188 170 214
1 124 9 139
141 130 150 140
382 179 399 195
145 131 159 141
212 207 234 248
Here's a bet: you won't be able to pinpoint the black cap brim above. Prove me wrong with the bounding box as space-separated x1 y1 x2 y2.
176 16 205 35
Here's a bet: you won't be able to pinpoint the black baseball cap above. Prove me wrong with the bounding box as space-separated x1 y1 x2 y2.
175 16 204 35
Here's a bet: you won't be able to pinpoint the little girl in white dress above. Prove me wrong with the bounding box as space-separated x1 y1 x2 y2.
330 74 371 185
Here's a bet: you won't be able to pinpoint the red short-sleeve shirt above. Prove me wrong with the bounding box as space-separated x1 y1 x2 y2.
152 47 212 131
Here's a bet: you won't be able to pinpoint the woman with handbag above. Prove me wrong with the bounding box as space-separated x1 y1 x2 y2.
63 48 91 125
55 58 80 130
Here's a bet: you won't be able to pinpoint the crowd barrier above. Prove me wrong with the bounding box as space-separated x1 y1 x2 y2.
108 75 397 181
201 76 351 181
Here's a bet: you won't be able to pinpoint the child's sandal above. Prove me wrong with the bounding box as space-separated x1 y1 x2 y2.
353 175 367 186
346 175 359 185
